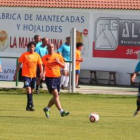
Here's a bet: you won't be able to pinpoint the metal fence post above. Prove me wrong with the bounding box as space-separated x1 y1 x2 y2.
16 58 19 86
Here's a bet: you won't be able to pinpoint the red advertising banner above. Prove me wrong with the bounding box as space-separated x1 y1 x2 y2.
93 17 140 59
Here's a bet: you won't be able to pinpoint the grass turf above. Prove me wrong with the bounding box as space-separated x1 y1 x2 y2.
0 88 140 140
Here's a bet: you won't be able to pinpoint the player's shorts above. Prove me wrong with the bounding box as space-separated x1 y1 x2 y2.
23 77 36 89
63 62 70 71
45 77 61 94
76 70 80 74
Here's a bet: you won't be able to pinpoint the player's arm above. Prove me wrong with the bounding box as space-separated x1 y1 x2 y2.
132 61 140 82
76 58 83 62
131 72 138 82
42 56 46 80
57 45 63 54
37 55 43 78
14 62 22 81
56 57 65 68
42 64 46 80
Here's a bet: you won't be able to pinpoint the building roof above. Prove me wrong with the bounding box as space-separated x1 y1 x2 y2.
0 0 140 10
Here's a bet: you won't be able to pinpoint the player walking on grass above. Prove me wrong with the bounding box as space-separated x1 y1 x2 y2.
42 43 69 118
35 37 48 94
75 42 83 88
132 61 140 117
14 42 43 111
58 37 71 90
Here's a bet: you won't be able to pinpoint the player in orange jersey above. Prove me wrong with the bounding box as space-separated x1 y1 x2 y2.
42 43 69 118
75 42 83 88
14 42 43 111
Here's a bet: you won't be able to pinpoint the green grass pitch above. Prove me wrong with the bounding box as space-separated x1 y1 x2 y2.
0 88 140 140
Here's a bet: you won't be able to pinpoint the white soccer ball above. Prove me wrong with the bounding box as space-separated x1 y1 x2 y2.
89 112 99 123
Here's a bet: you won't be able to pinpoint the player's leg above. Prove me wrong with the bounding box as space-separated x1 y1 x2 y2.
134 82 140 117
44 78 61 117
35 66 40 94
61 63 69 89
40 65 44 88
24 77 35 111
43 77 53 117
26 87 35 111
43 98 54 118
43 77 69 117
36 78 40 93
63 70 69 89
40 80 44 88
60 70 66 89
75 70 80 88
52 90 69 117
55 77 69 117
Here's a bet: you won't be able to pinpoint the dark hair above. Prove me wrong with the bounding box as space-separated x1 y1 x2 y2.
42 37 48 42
27 42 36 49
34 35 39 40
76 42 83 49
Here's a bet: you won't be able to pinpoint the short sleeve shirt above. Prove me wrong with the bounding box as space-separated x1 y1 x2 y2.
35 42 42 53
19 52 42 78
135 61 140 81
37 45 48 58
57 43 70 61
76 50 81 70
42 53 64 77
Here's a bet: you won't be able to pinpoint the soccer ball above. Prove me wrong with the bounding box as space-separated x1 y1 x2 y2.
89 113 99 123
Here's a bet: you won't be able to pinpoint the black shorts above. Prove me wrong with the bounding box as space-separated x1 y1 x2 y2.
23 77 36 89
45 77 61 94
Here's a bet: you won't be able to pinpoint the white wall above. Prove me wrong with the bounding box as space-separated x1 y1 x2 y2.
0 7 139 84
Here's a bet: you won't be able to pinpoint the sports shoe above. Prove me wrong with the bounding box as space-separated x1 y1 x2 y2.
76 85 80 88
43 108 50 118
133 110 139 117
26 106 30 111
26 106 35 111
35 90 39 94
63 87 69 90
61 85 64 89
61 111 70 117
40 84 43 88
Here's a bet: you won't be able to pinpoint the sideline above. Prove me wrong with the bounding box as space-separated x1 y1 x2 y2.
0 81 138 96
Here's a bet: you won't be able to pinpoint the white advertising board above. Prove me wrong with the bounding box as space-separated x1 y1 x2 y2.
0 66 16 81
0 8 89 57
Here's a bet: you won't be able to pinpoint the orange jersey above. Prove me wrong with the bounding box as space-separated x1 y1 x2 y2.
76 50 81 70
42 53 64 77
19 52 42 78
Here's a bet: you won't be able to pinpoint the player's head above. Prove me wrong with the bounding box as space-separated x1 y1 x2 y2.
27 42 36 53
76 42 83 50
47 43 54 54
42 38 49 46
34 35 41 44
66 37 70 45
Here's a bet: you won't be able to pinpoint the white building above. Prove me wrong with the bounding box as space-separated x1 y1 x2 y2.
0 0 140 85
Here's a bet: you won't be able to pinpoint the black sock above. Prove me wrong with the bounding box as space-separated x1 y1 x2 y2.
29 93 34 107
40 80 43 84
36 85 39 90
27 94 30 108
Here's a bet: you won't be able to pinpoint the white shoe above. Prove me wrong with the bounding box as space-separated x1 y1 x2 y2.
133 110 139 117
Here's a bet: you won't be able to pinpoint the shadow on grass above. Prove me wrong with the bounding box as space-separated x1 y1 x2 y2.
0 88 137 99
